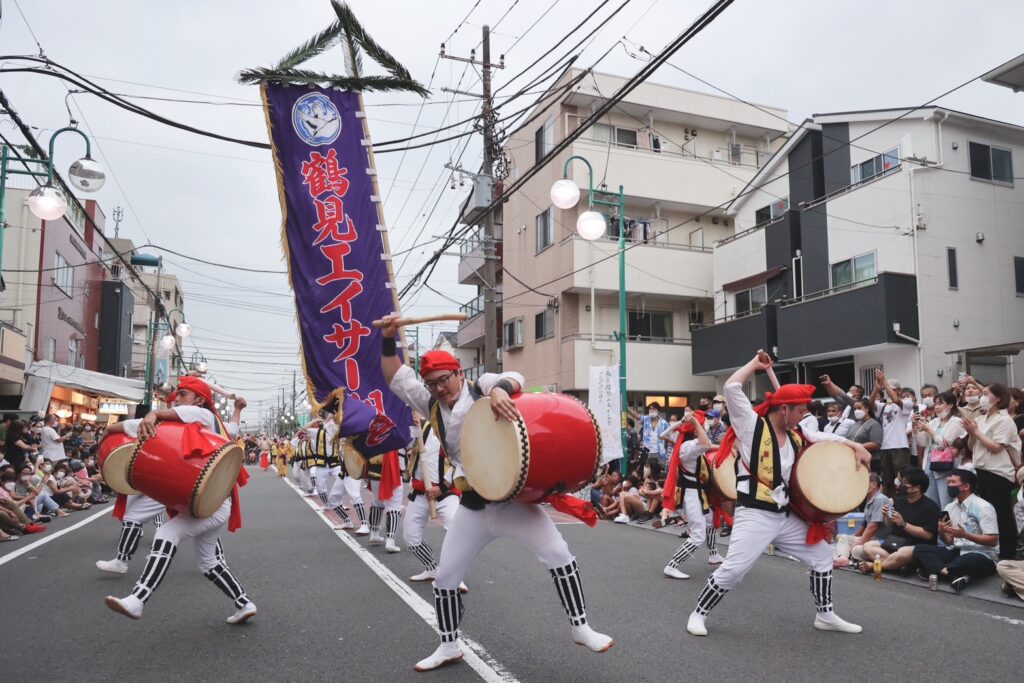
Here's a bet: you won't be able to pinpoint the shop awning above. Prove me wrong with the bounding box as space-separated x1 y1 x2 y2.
20 361 145 413
722 265 786 293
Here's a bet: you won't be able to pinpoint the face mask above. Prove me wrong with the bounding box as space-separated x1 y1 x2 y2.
828 415 839 423
979 396 991 410
56 471 66 478
854 409 866 421
947 484 962 500
20 475 30 482
894 476 902 489
923 397 935 408
847 391 855 398
42 464 52 473
4 482 14 491
649 411 657 417
712 402 724 410
966 395 980 405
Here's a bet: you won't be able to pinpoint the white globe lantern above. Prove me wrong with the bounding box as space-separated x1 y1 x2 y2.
195 361 207 374
175 322 192 338
576 211 607 241
27 184 68 221
549 178 581 209
68 157 106 192
158 334 176 350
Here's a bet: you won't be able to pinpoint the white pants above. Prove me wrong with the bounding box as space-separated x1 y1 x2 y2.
710 507 832 591
153 499 230 573
403 493 460 548
370 481 404 511
434 502 574 591
123 494 166 525
288 462 302 485
313 465 340 495
327 475 365 508
682 488 712 546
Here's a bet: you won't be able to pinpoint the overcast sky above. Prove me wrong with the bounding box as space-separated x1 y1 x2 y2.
1 0 1021 420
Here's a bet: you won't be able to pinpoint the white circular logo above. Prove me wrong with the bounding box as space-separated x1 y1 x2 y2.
292 93 342 146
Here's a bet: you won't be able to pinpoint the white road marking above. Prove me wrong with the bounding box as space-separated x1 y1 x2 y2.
283 478 519 683
0 505 112 567
962 607 1024 627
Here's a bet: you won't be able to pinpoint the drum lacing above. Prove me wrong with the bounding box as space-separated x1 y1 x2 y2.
575 397 603 490
125 440 145 489
498 414 531 502
190 444 233 517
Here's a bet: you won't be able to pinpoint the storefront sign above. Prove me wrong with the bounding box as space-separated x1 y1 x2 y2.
58 307 86 335
68 234 87 260
99 401 130 415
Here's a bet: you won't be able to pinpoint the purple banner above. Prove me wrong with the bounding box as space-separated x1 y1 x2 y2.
262 84 411 456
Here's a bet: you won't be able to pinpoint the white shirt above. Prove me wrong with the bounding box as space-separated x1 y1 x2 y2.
944 493 999 560
122 407 238 439
875 399 912 450
678 439 712 478
824 417 856 438
388 364 525 479
39 426 66 461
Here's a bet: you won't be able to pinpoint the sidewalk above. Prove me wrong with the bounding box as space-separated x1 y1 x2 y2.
609 513 1024 610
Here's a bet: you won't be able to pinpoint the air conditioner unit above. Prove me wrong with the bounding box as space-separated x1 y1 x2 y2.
546 384 558 393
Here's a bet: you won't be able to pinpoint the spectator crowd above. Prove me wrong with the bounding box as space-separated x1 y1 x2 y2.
589 370 1024 603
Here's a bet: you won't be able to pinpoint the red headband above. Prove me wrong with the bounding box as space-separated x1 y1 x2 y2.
753 384 815 417
419 350 461 378
167 376 214 408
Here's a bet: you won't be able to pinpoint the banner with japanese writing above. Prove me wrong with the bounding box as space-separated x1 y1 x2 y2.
588 365 623 464
261 83 411 456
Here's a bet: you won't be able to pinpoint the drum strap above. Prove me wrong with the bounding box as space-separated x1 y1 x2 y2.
738 419 801 512
428 380 482 476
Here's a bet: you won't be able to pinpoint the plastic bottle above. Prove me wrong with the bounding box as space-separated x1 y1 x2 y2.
873 555 883 582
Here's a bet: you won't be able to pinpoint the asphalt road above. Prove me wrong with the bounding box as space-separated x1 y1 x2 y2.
2 467 1020 682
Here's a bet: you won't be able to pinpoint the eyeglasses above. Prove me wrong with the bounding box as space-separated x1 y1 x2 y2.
423 371 458 391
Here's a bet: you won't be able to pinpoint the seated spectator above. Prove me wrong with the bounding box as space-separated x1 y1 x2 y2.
964 383 1022 561
49 461 88 511
81 452 107 503
834 473 891 567
4 420 38 475
81 422 97 450
859 467 941 576
69 458 95 506
0 465 46 539
28 461 65 521
590 469 621 520
613 475 643 523
912 469 999 593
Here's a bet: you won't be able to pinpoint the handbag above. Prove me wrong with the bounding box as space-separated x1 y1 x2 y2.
929 446 955 472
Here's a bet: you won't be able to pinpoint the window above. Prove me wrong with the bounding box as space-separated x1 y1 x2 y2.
615 127 638 148
53 252 74 295
734 285 767 316
503 318 523 349
536 207 553 252
535 118 554 162
969 142 1013 184
1015 257 1024 295
850 147 900 183
754 197 789 225
535 308 554 341
68 338 80 366
830 252 877 290
627 310 673 341
45 337 56 362
588 123 637 149
947 248 958 290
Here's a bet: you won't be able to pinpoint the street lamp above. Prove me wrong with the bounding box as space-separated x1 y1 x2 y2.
142 307 190 410
0 127 106 281
551 156 629 476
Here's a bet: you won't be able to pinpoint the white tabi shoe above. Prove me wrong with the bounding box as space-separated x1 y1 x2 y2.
414 642 464 672
385 538 401 553
369 530 384 545
571 624 614 652
814 612 862 634
663 565 690 580
336 520 354 530
409 569 437 582
686 612 708 636
707 552 725 566
105 595 143 620
227 601 257 624
96 558 129 575
354 523 370 536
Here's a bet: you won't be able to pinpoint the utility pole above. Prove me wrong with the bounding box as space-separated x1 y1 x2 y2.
442 26 504 372
112 206 124 238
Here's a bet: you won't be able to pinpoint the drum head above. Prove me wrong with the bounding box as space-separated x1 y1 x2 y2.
797 442 869 515
461 398 527 502
192 444 243 518
706 451 737 501
102 443 141 496
344 443 367 479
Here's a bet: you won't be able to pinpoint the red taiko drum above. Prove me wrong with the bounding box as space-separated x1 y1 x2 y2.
460 394 601 503
98 432 139 496
788 442 869 525
704 449 737 507
126 422 243 518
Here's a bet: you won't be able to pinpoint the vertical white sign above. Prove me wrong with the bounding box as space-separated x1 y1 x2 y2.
589 365 623 464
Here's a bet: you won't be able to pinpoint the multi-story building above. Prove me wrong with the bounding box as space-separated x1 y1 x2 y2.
693 107 1024 394
488 68 789 408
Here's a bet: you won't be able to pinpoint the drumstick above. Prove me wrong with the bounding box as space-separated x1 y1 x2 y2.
371 313 468 328
206 381 238 401
416 429 439 520
757 349 781 391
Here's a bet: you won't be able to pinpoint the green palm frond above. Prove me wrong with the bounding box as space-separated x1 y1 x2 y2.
239 67 428 95
330 0 412 83
274 20 342 71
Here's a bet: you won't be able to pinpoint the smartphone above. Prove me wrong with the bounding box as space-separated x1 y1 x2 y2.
958 372 966 380
912 404 920 414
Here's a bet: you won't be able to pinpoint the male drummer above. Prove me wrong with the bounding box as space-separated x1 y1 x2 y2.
686 354 872 638
380 316 613 672
105 376 256 625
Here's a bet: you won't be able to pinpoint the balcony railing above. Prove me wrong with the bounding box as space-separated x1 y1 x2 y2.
561 333 693 346
459 292 503 319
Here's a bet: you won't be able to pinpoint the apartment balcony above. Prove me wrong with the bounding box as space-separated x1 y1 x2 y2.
567 235 713 299
564 334 716 393
691 305 778 375
569 137 760 212
458 227 503 286
776 272 919 361
456 292 502 349
0 322 26 388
